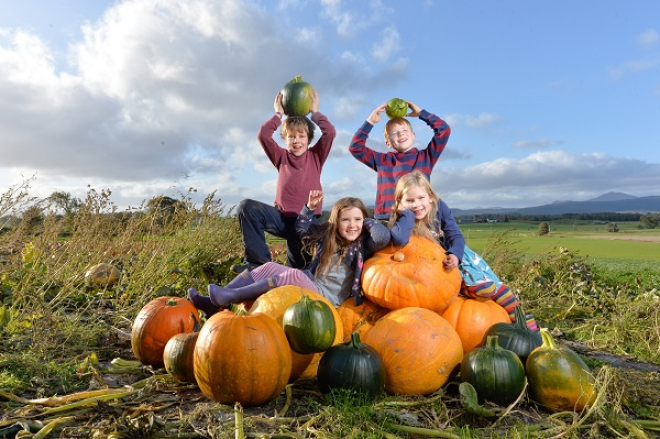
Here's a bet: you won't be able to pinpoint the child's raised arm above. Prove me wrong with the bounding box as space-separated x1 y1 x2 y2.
309 89 319 114
406 101 421 118
273 92 284 114
366 103 387 125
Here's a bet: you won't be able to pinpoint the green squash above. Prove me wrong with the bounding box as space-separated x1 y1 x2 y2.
483 305 542 365
281 75 315 116
283 294 336 354
163 317 200 384
526 328 597 412
317 332 385 398
460 335 526 406
385 98 408 119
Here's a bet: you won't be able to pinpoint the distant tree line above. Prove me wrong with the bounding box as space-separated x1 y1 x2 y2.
456 212 646 223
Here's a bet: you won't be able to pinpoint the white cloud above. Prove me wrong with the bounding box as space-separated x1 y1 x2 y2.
512 139 550 150
445 112 500 131
638 28 659 48
1 0 399 209
372 25 400 63
434 151 660 209
609 56 660 79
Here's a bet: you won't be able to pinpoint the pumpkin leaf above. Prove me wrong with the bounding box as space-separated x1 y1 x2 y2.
459 382 497 417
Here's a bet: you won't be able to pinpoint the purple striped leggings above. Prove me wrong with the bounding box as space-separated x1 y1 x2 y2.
250 262 320 293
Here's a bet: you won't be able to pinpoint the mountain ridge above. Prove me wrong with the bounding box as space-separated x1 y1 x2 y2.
451 192 660 217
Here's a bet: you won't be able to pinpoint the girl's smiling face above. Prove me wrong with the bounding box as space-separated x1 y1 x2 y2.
400 186 432 220
337 207 364 242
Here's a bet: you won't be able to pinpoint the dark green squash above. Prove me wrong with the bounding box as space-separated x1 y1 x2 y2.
482 305 542 365
526 328 597 412
281 75 315 116
460 335 526 406
283 294 336 354
317 332 385 398
163 315 201 384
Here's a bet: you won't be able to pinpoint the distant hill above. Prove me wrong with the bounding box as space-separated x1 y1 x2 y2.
452 193 660 217
586 191 638 202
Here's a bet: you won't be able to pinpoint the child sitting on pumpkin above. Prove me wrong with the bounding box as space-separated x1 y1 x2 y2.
388 170 538 330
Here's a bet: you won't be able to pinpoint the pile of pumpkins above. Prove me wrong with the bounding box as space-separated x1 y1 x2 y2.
130 236 597 412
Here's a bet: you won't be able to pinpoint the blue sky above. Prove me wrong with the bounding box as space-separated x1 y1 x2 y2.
1 0 659 213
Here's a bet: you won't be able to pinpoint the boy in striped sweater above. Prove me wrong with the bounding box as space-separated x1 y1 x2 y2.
349 100 450 221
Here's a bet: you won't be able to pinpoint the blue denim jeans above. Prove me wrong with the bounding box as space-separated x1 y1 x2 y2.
236 199 309 269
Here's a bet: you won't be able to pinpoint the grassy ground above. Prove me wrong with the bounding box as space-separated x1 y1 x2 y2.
1 184 659 438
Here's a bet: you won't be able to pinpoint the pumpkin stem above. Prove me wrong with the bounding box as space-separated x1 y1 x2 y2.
349 331 364 349
191 313 201 332
292 75 302 83
229 303 247 316
485 335 502 350
166 298 178 306
513 305 528 330
539 328 557 350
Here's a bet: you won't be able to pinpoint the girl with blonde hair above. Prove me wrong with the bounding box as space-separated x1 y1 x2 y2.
389 171 537 330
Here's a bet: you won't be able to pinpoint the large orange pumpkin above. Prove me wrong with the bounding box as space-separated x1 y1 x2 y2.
131 297 200 368
361 236 462 314
336 297 388 342
193 309 292 407
248 285 343 381
442 296 511 353
362 307 463 395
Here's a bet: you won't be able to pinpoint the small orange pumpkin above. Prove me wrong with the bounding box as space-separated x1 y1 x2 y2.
248 285 344 381
442 296 510 353
336 297 388 342
361 236 462 314
362 307 463 395
131 297 200 368
193 309 292 406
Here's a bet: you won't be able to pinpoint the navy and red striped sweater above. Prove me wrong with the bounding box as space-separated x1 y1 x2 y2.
349 110 451 219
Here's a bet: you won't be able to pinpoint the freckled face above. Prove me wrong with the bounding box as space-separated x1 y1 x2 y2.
337 207 364 242
285 130 309 156
400 186 432 220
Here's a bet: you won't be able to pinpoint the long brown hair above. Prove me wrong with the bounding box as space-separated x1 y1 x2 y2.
388 171 440 242
303 197 369 277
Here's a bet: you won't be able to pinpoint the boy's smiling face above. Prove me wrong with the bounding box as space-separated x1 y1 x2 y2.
385 122 415 153
285 129 310 156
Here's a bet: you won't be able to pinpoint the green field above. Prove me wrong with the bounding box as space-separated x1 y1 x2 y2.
460 220 660 263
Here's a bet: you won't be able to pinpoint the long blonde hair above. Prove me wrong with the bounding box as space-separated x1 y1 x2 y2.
388 171 440 242
304 197 370 277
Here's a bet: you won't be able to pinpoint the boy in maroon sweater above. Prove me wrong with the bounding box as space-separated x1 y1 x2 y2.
232 90 336 273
